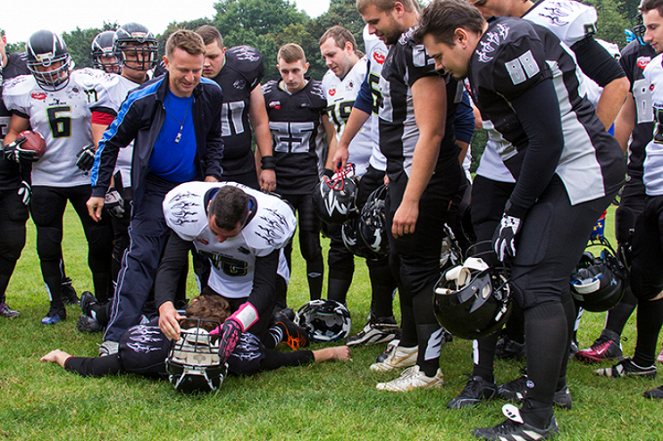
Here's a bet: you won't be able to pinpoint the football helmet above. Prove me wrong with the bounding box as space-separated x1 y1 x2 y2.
312 164 360 225
342 217 381 260
25 30 71 91
295 300 352 342
570 238 627 312
113 22 158 70
434 257 512 340
91 31 120 73
165 319 228 394
358 184 389 258
440 223 463 273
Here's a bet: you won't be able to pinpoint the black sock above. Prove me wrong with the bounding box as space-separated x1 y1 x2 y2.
327 275 353 304
307 257 324 301
367 258 397 318
605 285 637 335
556 293 576 391
472 333 499 382
633 297 663 367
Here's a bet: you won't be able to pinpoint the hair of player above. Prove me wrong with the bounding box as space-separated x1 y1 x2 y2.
641 0 663 18
182 295 231 332
319 25 358 52
195 25 224 49
165 29 206 58
356 0 418 14
208 186 250 231
277 43 307 64
414 0 486 46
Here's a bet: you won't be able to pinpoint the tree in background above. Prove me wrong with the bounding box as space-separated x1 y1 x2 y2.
586 0 629 48
62 22 118 69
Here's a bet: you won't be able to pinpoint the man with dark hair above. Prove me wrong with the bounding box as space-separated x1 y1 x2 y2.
416 0 624 438
262 43 336 303
356 0 464 392
87 29 224 356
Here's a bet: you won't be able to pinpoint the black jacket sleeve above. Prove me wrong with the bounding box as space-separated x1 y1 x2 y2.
64 355 123 377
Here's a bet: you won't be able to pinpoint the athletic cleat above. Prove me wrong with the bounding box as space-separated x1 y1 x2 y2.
280 307 295 322
41 305 66 324
376 338 400 363
61 277 80 306
495 335 526 360
80 291 99 317
575 329 623 363
498 374 572 409
644 385 663 399
473 404 558 440
272 310 310 350
594 357 657 378
370 343 417 371
0 302 20 318
447 375 497 409
99 340 119 357
376 365 444 392
346 316 398 346
76 315 104 333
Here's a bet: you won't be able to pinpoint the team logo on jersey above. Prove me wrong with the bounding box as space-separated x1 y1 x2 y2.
233 79 246 90
329 88 336 96
168 192 201 226
31 92 47 100
373 51 386 65
638 57 651 69
233 47 260 62
269 101 281 109
347 81 354 89
538 2 574 27
651 83 655 92
196 237 209 245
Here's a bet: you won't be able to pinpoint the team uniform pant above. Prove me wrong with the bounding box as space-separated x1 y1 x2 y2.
30 185 113 309
104 175 178 342
0 188 29 303
386 163 461 377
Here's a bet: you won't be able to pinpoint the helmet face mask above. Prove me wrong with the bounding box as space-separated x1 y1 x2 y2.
295 300 352 342
91 31 120 73
165 318 227 394
113 23 158 71
25 30 71 91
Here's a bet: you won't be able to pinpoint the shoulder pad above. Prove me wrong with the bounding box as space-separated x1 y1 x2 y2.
163 182 210 241
242 190 297 251
2 74 35 97
262 80 278 95
526 0 597 46
73 68 120 89
309 80 327 102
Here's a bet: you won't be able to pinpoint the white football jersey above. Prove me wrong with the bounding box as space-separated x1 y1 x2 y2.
2 71 94 187
76 68 139 188
163 181 297 298
322 57 373 176
363 26 389 172
642 56 663 196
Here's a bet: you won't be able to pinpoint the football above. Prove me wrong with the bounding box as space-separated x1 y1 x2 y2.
18 130 47 159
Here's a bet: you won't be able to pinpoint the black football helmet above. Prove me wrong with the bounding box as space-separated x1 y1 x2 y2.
570 238 627 312
113 23 158 70
165 319 227 394
25 30 71 91
312 164 360 225
342 217 381 260
295 300 352 342
434 257 512 340
358 185 389 258
91 31 120 73
440 223 463 273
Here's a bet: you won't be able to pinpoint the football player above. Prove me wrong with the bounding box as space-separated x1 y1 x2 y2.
356 0 464 392
90 30 120 74
416 1 625 438
594 0 663 401
2 30 114 324
262 43 336 303
319 25 399 346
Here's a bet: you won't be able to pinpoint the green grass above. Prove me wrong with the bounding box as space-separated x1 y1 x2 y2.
0 205 661 440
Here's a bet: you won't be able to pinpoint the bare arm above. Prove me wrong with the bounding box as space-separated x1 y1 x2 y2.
613 92 636 154
332 107 371 170
596 77 629 131
249 86 276 192
392 75 447 238
321 114 338 171
3 114 30 146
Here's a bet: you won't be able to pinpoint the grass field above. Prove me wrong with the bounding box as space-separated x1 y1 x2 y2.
0 205 661 440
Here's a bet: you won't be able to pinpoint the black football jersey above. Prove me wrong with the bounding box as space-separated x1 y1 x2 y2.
212 46 265 176
620 40 656 181
0 52 30 190
378 27 462 177
262 78 327 194
468 17 624 205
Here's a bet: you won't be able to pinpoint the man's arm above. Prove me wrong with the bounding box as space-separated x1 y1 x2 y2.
3 114 30 146
391 75 448 238
156 231 192 340
596 78 630 130
613 92 636 153
249 86 276 192
321 114 338 171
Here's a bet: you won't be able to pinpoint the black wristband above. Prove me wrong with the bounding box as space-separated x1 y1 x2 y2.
261 155 276 170
323 168 334 179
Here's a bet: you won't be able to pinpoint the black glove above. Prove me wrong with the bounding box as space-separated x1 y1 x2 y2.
217 317 242 364
18 180 31 205
493 213 521 262
4 138 38 163
104 187 125 218
75 145 96 172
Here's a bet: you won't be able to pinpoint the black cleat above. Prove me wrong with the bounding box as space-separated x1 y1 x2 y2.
76 315 104 333
447 375 497 409
473 404 558 440
61 277 80 306
272 310 310 350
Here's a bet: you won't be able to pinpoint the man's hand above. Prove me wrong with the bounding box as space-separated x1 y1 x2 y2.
392 198 419 238
331 143 349 172
259 169 276 192
104 187 125 218
216 317 242 364
75 145 96 172
18 180 31 205
4 137 38 163
493 214 522 261
204 175 218 183
87 196 105 222
158 302 183 341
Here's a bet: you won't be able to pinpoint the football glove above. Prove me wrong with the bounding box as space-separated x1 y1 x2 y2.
493 213 521 262
104 187 125 218
75 145 96 172
217 317 242 364
3 137 38 163
18 180 31 205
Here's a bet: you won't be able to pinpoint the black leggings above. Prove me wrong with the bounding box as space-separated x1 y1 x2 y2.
0 188 29 302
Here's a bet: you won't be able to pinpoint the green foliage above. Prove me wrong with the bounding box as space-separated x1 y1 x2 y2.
61 22 118 69
584 0 630 47
155 18 214 59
